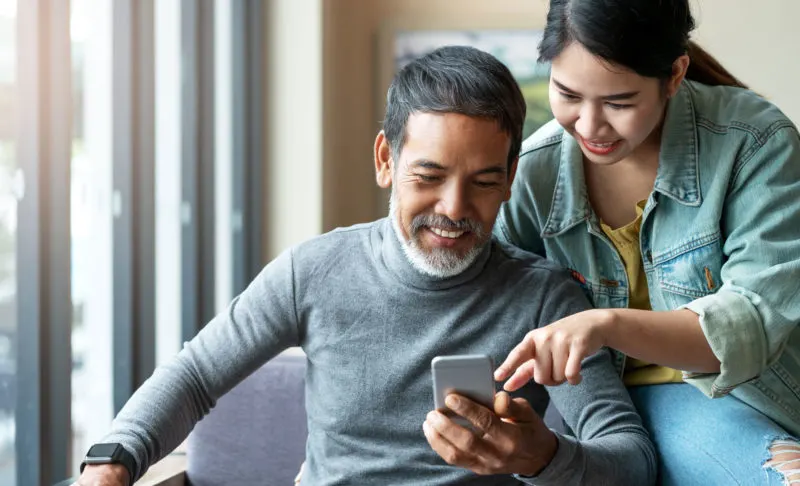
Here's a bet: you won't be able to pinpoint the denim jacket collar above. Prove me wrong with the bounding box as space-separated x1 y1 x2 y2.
542 82 702 238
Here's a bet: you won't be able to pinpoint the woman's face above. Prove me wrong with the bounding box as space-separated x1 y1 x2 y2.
549 42 681 166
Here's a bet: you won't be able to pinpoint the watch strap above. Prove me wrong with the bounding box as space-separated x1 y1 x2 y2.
80 443 136 485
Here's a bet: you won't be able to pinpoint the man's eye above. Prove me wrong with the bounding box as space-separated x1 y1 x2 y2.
475 180 500 188
606 102 633 110
417 174 440 182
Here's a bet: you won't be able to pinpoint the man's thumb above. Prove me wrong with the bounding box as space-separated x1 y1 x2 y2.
494 392 537 423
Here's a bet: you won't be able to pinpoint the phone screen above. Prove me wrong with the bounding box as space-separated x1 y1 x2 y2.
431 354 495 427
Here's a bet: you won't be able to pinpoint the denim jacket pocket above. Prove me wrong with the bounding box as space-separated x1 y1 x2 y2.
578 278 628 309
654 229 724 308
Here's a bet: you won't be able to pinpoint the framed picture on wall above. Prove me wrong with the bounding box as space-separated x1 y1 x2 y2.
374 18 552 211
376 17 552 137
393 30 551 139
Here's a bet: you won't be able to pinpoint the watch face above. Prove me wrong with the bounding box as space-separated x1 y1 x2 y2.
88 443 121 458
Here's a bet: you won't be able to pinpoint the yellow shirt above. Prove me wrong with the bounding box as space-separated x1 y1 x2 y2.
600 201 683 386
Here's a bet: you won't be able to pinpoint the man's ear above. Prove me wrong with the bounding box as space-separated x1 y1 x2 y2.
374 131 394 189
504 157 519 201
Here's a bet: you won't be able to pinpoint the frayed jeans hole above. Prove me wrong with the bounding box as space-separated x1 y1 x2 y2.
764 439 800 485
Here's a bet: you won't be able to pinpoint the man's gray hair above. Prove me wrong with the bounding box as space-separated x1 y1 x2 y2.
382 45 527 171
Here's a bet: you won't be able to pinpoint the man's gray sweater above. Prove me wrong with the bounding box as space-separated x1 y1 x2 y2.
103 218 655 485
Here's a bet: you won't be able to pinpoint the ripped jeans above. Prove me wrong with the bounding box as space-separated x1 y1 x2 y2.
629 383 800 486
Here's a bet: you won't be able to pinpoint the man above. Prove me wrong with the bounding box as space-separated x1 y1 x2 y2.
76 46 655 485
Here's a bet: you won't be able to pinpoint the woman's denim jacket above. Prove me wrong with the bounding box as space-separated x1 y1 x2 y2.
495 80 800 436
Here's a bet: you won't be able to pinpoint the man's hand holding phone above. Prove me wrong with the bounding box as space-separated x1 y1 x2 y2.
426 354 558 477
423 390 558 477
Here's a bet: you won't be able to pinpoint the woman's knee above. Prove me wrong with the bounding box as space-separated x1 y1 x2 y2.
764 437 800 485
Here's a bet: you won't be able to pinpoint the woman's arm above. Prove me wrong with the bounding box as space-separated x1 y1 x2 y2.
602 308 719 372
499 126 800 396
495 307 719 389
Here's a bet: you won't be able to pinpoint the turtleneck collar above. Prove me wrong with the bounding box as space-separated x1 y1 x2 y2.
377 218 493 291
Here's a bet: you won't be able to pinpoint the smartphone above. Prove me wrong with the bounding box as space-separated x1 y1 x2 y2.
431 354 496 428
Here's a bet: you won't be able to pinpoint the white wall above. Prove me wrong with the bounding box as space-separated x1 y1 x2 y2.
265 0 323 259
267 0 800 251
692 0 800 123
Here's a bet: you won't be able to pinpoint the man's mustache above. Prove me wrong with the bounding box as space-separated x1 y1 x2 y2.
409 213 483 237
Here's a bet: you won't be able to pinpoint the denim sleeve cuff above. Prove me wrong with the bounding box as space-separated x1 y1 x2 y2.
681 289 768 397
514 432 582 485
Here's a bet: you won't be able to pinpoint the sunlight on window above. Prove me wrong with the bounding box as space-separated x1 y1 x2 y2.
0 1 15 20
0 1 15 485
69 0 114 476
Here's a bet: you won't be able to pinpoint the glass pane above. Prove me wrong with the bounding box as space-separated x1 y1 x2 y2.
70 0 113 476
215 0 233 314
0 0 16 484
155 0 182 366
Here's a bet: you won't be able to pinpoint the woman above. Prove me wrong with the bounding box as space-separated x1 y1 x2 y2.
492 0 800 484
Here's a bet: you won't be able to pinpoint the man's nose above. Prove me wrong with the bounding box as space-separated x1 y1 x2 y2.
435 182 470 224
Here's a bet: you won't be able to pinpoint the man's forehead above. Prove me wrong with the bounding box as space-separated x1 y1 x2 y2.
398 114 509 170
399 156 507 176
405 111 503 133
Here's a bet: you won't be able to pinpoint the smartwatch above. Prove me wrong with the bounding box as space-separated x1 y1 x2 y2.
80 443 136 484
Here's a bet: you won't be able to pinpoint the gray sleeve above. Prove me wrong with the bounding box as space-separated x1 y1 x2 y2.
518 279 657 485
98 248 302 482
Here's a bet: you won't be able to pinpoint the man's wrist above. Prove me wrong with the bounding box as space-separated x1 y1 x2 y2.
81 442 136 485
518 429 559 477
81 463 131 485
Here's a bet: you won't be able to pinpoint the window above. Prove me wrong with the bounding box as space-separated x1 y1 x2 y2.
69 0 114 475
155 0 182 366
6 1 264 480
0 0 15 483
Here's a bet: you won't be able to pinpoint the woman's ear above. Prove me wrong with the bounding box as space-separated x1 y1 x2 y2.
374 131 394 189
667 54 690 98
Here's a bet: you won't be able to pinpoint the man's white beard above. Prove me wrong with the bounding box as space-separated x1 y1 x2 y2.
389 190 484 279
